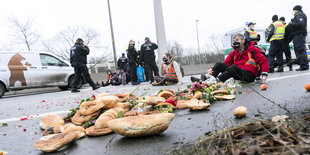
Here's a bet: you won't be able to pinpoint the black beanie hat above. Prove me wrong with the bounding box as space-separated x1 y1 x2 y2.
293 5 302 11
272 15 278 22
279 17 285 21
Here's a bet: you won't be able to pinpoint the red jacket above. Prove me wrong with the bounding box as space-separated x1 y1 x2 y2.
223 42 269 77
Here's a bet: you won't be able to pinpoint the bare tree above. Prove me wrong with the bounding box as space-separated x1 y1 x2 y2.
167 41 184 63
43 26 101 60
8 16 40 51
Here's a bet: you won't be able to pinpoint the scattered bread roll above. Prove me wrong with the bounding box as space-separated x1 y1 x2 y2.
114 93 130 102
145 96 165 105
115 102 130 112
164 89 176 96
193 91 202 99
96 95 119 109
60 123 86 139
71 110 100 126
158 91 174 99
43 126 62 136
213 89 229 95
39 114 64 130
233 106 247 118
33 132 78 153
186 99 210 110
108 113 175 137
176 100 189 109
95 107 124 129
214 95 235 100
79 100 105 115
96 93 110 99
85 126 113 136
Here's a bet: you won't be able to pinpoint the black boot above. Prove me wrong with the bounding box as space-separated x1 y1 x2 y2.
92 85 100 90
71 89 80 93
288 65 293 71
276 66 284 72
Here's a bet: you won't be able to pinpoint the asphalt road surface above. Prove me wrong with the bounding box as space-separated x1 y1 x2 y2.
1 66 310 155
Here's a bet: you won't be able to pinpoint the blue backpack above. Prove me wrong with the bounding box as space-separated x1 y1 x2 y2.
136 66 144 82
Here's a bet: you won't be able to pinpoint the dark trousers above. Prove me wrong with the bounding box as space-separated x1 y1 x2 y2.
129 62 137 83
72 65 95 89
293 34 309 69
155 76 178 85
145 60 159 82
212 62 256 83
282 41 292 67
268 39 284 71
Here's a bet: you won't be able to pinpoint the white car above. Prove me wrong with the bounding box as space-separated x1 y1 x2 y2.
0 51 83 98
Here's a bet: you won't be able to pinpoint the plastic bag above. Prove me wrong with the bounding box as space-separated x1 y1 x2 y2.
137 66 144 82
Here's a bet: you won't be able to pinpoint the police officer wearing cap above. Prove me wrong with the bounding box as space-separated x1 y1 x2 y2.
70 38 99 93
267 15 285 73
287 5 309 71
244 22 260 45
126 40 140 85
140 37 159 83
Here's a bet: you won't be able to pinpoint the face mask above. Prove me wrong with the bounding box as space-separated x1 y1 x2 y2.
163 58 169 64
233 42 241 48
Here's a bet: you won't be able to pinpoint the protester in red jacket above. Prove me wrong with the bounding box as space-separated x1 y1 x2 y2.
208 33 269 83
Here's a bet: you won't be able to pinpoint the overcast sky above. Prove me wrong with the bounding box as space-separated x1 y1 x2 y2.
0 0 309 58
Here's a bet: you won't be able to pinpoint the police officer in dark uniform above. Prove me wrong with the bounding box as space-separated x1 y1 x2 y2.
70 38 99 93
287 5 309 71
127 40 140 85
140 37 159 83
117 53 128 70
279 17 293 71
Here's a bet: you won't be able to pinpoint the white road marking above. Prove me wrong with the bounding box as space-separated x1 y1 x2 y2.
1 72 310 124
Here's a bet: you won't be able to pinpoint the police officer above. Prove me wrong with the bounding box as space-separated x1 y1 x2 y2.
127 40 140 85
244 22 260 45
287 5 309 71
267 15 285 73
140 37 159 83
280 17 293 71
117 53 128 70
70 38 99 93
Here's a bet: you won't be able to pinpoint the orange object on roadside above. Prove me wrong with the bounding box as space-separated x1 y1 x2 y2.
260 84 267 90
305 83 310 91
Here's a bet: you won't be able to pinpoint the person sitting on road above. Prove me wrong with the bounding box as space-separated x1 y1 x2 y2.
110 68 126 86
102 69 113 87
152 53 183 86
207 33 269 83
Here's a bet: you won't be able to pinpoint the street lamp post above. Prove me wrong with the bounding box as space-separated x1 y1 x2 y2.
195 20 202 64
107 0 118 68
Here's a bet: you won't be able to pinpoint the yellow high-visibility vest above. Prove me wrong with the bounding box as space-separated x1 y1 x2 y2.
270 21 285 41
246 29 258 39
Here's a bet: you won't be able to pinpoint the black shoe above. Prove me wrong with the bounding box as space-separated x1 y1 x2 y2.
289 66 293 71
296 67 309 71
191 76 200 83
269 69 274 73
200 74 207 81
92 86 100 90
132 82 140 85
71 89 80 93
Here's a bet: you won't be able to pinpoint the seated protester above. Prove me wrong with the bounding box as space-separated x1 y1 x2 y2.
152 53 183 86
110 68 126 86
102 69 113 87
208 33 269 83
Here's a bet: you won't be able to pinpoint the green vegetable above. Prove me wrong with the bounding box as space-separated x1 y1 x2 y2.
82 118 94 129
238 91 243 94
2 123 8 127
227 87 232 93
117 111 124 118
63 97 92 121
157 89 164 95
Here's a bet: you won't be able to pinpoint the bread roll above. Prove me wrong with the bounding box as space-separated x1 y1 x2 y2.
43 126 62 136
193 91 202 99
60 123 86 139
71 110 100 126
176 100 189 109
108 113 175 137
186 99 210 110
96 93 110 99
114 93 130 102
79 100 105 115
33 132 78 153
213 89 229 95
214 95 235 100
164 89 176 96
85 126 113 136
158 91 174 99
96 95 119 109
95 107 124 129
115 102 130 112
145 96 165 105
39 114 64 130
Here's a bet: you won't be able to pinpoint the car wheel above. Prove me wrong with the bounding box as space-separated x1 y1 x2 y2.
0 84 6 98
68 76 83 89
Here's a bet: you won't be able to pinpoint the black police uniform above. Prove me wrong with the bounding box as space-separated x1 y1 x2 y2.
127 44 138 83
117 56 128 70
70 43 96 90
267 23 284 72
289 10 309 70
140 41 159 82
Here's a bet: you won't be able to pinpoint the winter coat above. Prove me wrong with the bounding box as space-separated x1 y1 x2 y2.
140 41 158 63
70 43 90 67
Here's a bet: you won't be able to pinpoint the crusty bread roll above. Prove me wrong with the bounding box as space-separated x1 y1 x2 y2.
71 110 100 126
145 96 165 105
33 132 78 153
95 107 124 129
193 91 202 99
114 93 130 102
39 114 64 130
153 102 175 108
164 89 176 96
43 126 62 136
213 89 229 95
85 126 113 136
176 100 189 109
186 99 210 110
96 95 119 109
96 93 110 99
79 100 105 115
0 150 8 155
108 113 175 137
214 95 235 100
60 123 86 139
158 91 174 99
115 102 130 112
